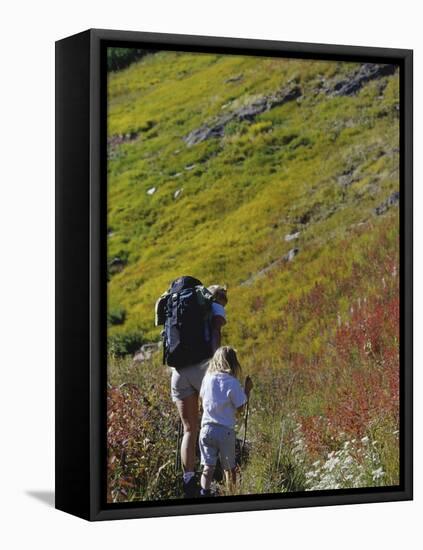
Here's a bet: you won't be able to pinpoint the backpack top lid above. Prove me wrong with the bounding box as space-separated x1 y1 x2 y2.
169 275 203 293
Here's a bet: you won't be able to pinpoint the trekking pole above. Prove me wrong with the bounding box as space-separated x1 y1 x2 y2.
241 397 250 462
175 418 183 475
241 375 253 458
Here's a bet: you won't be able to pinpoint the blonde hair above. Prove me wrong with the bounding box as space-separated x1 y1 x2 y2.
208 284 228 306
207 346 242 379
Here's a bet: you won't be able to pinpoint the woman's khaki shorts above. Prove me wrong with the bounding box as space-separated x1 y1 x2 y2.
170 359 209 402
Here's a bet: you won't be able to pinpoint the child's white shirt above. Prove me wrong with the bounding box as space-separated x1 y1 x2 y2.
200 372 247 429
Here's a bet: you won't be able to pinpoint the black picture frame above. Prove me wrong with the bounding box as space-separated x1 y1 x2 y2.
55 28 413 521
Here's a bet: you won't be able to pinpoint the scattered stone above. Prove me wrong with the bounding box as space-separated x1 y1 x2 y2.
241 248 300 286
374 191 399 215
337 166 358 188
107 131 139 148
225 73 244 84
174 188 183 199
109 257 124 268
108 256 126 274
183 85 302 146
284 248 299 262
285 231 300 242
147 187 156 195
297 211 312 225
171 172 182 178
107 131 139 159
133 342 162 363
185 164 196 171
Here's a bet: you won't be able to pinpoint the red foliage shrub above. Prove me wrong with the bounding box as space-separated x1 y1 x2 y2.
300 290 399 453
107 382 178 502
297 219 399 453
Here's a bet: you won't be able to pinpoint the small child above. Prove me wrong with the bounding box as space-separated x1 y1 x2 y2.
199 346 253 496
206 285 228 353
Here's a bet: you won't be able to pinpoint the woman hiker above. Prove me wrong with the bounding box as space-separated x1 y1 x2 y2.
171 284 228 497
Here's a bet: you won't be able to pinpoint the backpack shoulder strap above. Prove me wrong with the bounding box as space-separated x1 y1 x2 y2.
195 285 213 309
154 291 169 326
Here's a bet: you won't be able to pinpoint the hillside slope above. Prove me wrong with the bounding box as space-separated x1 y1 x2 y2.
106 51 399 500
107 52 399 355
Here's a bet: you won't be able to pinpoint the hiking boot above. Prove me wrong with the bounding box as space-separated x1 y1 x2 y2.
183 476 198 498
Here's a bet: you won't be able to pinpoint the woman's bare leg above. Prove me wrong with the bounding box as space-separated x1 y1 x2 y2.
175 393 199 472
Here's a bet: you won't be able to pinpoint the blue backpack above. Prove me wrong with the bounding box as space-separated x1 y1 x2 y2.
155 276 213 368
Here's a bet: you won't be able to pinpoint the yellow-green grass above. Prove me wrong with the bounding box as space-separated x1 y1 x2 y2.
106 51 399 500
107 52 398 345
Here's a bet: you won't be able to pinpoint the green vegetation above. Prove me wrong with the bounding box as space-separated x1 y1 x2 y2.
107 50 400 501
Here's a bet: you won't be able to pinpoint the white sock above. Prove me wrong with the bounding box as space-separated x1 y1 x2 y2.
183 471 195 483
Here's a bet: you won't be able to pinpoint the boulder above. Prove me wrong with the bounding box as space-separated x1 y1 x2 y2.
284 248 299 262
133 342 162 363
285 231 300 242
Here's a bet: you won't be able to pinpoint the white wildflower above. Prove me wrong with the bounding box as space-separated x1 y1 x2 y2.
325 457 340 472
372 468 385 480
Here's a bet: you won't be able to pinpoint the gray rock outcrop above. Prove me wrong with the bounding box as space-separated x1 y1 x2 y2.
326 63 396 97
183 85 302 147
374 191 400 215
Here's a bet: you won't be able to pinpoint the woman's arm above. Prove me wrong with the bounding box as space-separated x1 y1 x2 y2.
210 315 226 354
